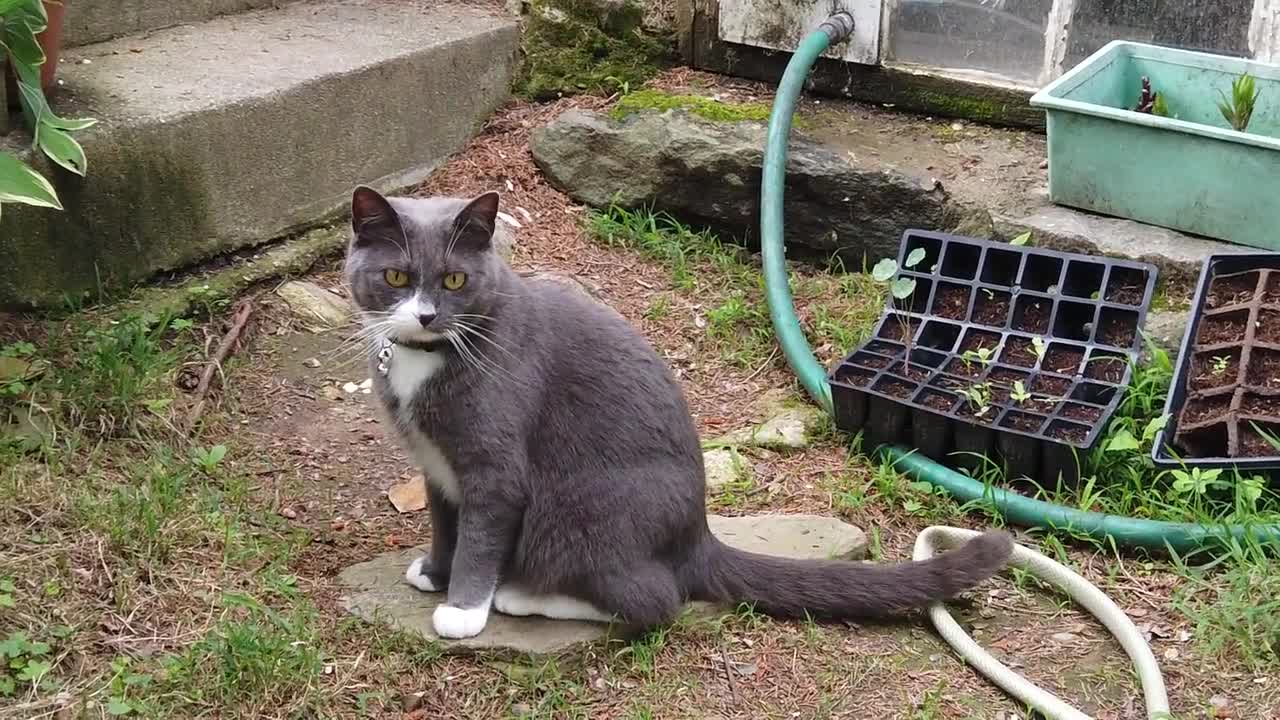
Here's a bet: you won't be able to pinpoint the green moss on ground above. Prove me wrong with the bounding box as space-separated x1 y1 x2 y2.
517 0 672 101
610 89 773 123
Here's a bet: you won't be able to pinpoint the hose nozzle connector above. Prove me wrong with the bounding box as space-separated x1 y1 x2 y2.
819 11 855 44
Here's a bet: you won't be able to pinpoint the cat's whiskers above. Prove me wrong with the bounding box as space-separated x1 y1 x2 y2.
443 217 476 262
448 325 529 388
452 320 520 364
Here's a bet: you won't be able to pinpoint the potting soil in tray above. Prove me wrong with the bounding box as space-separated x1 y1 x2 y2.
829 230 1158 488
1155 256 1280 470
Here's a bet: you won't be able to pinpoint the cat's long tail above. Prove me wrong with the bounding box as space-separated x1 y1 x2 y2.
690 529 1013 618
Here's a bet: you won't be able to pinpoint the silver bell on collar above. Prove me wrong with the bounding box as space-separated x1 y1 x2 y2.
376 339 393 376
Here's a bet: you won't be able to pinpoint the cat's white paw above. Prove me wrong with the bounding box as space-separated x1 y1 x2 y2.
404 556 439 592
432 603 489 639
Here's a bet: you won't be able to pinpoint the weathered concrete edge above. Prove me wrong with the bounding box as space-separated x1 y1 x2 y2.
677 0 1043 129
1 21 519 309
64 0 305 48
103 224 349 323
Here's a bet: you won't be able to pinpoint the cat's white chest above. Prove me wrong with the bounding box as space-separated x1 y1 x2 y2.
385 348 462 504
386 348 444 400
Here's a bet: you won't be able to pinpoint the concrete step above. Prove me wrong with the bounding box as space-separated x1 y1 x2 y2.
64 0 304 47
2 0 518 307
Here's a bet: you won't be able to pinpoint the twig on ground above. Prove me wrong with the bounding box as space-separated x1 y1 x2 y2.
186 300 255 431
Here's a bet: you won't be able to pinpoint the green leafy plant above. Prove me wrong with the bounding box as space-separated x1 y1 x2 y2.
1009 231 1031 246
1168 466 1225 496
1010 380 1032 404
1 0 97 217
0 630 55 696
960 346 994 370
1218 72 1260 132
872 247 926 367
960 382 992 417
191 444 227 474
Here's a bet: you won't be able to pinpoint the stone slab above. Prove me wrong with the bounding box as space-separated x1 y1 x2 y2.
63 0 303 47
1 0 518 307
339 513 866 654
712 404 826 450
705 514 867 561
703 447 750 491
997 206 1247 290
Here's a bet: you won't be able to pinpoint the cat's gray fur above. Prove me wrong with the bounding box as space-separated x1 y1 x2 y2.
345 186 1013 638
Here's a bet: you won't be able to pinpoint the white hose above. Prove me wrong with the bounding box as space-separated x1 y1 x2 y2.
912 526 1172 720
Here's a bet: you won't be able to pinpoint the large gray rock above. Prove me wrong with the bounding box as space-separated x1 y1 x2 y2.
1 1 518 307
530 108 961 263
339 512 866 654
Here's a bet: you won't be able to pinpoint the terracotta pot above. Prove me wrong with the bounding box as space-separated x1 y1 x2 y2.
5 1 67 110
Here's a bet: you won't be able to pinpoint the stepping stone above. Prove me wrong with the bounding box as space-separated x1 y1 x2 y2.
706 514 867 561
713 404 826 449
338 513 865 654
703 447 752 491
276 280 353 330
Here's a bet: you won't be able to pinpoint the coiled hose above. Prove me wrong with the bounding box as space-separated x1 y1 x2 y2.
759 14 1180 719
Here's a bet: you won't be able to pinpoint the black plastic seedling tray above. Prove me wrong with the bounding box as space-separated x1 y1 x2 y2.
1152 254 1280 475
829 230 1158 488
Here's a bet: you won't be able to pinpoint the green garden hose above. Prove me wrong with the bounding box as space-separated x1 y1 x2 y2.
758 15 1183 719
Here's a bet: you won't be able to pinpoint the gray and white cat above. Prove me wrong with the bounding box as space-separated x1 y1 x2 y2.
344 186 1013 639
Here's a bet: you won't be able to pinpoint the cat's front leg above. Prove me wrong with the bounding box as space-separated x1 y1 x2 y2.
431 491 522 639
404 482 458 592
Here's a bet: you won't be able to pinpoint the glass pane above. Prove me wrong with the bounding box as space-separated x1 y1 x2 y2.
886 0 1056 87
1065 0 1257 69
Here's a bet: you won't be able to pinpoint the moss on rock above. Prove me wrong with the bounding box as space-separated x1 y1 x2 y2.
610 89 772 123
517 0 672 100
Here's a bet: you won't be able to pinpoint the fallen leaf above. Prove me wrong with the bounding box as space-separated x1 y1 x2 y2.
388 475 428 513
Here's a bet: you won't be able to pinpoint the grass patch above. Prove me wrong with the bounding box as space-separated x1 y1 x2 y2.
585 204 884 369
518 0 671 101
611 89 773 123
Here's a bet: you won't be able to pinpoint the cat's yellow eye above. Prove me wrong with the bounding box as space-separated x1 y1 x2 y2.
384 269 410 288
443 272 467 291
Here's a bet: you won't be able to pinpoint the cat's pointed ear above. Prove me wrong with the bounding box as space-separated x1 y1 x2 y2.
451 191 501 253
350 186 404 247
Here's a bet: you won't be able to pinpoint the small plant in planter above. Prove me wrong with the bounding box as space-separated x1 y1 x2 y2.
1 0 95 218
1217 72 1259 133
871 246 925 370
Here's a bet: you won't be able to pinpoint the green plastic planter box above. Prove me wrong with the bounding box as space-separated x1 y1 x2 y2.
1031 41 1280 251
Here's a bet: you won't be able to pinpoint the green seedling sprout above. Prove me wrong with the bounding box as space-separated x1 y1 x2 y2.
960 346 994 370
1218 73 1260 132
1031 337 1048 363
1010 381 1032 405
872 246 927 372
960 382 993 418
1211 355 1231 376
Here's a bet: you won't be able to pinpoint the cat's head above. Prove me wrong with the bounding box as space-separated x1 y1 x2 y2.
344 186 506 349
